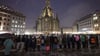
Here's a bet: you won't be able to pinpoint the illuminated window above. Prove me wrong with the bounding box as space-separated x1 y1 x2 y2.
93 16 98 20
23 22 25 24
12 20 15 23
82 28 88 30
15 25 17 27
93 14 96 16
94 24 99 27
15 21 18 23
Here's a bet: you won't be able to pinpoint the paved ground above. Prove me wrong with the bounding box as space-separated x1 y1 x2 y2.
1 49 100 56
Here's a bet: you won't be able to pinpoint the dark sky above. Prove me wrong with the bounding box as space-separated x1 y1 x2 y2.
0 0 100 28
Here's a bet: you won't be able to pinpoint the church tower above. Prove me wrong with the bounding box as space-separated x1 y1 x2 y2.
36 0 59 33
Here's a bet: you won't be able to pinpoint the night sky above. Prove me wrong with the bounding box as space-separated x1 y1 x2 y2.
0 0 100 28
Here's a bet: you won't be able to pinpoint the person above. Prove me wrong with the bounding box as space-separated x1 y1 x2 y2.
41 35 45 51
66 34 71 49
62 34 67 49
36 36 41 51
74 34 81 50
80 34 86 48
4 37 14 56
58 35 62 50
32 36 36 51
70 34 75 49
28 36 33 51
24 35 29 52
16 36 21 52
54 35 58 51
50 35 54 51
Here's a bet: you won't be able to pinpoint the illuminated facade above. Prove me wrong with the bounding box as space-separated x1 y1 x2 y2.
77 10 100 32
0 5 25 35
36 0 59 33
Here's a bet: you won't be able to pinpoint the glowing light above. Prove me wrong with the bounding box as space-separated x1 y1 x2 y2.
93 14 96 16
0 25 3 30
82 28 88 31
0 31 12 34
94 24 99 27
93 16 98 20
15 25 17 27
12 20 15 23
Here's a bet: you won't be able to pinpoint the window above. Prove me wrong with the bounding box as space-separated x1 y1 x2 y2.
93 16 98 20
15 21 18 23
6 28 9 30
4 18 6 20
15 25 17 27
13 17 15 19
94 24 99 27
12 25 14 27
0 17 2 20
3 27 5 30
7 23 9 26
3 22 6 25
23 22 25 24
8 15 10 17
8 19 10 21
93 14 96 16
95 28 99 31
12 20 15 23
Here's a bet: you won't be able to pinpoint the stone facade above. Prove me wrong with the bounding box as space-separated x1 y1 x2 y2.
36 0 59 33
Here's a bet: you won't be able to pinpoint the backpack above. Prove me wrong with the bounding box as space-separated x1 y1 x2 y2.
90 37 96 44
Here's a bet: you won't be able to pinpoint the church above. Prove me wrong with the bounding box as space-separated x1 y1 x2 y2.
36 0 60 34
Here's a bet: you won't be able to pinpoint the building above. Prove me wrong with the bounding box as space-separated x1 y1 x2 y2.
25 28 36 35
0 4 25 35
77 10 100 33
36 0 59 34
72 22 78 32
62 27 73 34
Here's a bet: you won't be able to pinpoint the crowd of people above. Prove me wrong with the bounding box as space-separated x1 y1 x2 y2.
15 34 99 52
2 34 100 56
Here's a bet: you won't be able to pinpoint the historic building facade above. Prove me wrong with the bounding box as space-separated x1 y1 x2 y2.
0 4 25 35
77 10 100 33
36 0 59 33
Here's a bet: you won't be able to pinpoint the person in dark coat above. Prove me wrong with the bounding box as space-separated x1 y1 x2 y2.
32 36 36 51
50 35 54 50
62 34 67 49
28 36 33 51
24 35 29 52
54 36 59 50
66 34 71 49
70 35 75 49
